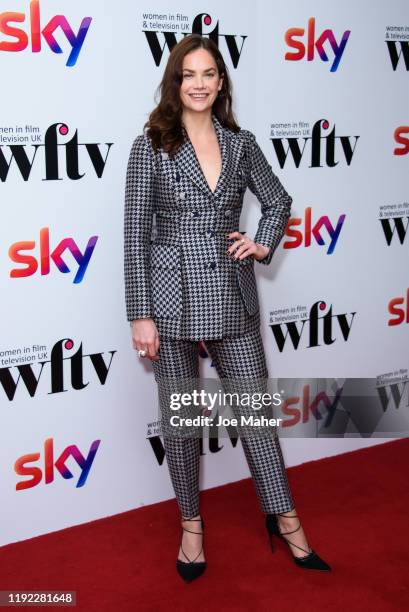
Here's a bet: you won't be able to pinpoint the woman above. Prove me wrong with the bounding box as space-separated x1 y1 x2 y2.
124 33 331 582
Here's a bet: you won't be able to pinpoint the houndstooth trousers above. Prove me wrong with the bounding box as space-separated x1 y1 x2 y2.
151 327 295 518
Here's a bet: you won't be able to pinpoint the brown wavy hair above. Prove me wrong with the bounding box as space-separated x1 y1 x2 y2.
144 33 240 157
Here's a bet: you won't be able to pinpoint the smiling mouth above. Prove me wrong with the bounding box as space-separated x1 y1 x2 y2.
189 93 209 99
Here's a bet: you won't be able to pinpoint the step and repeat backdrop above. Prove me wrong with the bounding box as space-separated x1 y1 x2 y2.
1 1 407 546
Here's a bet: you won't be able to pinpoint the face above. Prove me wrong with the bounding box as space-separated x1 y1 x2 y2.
180 48 224 113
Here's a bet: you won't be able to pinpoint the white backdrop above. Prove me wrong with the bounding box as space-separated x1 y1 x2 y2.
1 0 408 546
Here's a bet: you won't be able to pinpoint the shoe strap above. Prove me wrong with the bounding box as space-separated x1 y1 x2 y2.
181 526 203 535
279 522 301 536
180 542 204 564
281 533 312 556
277 516 313 556
181 517 204 535
180 519 204 563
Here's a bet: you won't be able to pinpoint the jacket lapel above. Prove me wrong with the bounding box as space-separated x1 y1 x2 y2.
173 113 244 207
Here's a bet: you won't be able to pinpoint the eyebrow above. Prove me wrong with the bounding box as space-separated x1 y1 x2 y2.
182 67 216 73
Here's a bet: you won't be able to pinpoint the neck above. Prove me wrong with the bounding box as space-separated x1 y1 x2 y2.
181 108 214 138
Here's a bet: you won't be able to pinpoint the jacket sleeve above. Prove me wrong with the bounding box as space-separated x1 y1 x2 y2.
123 134 155 322
246 130 292 266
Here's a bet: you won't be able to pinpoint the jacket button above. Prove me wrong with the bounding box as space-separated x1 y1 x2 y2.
191 210 200 218
224 209 232 217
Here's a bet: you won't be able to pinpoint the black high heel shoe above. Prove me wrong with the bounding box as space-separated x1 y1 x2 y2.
176 516 207 583
265 512 331 571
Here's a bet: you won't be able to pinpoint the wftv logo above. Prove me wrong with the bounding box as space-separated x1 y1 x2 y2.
9 227 98 284
15 438 101 490
272 119 359 169
0 123 113 182
0 338 117 401
144 12 246 67
285 17 351 72
0 0 92 67
270 300 356 352
379 216 409 246
284 207 346 254
386 37 409 71
147 432 240 465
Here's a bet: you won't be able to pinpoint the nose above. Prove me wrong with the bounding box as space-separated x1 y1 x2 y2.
192 75 205 89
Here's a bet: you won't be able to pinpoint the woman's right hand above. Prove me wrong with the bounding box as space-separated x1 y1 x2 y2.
131 318 160 361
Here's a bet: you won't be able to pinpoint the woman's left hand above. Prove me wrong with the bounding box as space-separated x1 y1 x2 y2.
225 231 271 262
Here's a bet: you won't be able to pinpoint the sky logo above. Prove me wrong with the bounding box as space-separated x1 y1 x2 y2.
9 227 98 283
285 17 351 72
284 207 346 254
394 126 409 156
0 0 92 67
15 438 101 490
388 288 409 326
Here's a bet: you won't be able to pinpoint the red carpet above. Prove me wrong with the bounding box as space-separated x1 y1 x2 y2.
1 439 408 611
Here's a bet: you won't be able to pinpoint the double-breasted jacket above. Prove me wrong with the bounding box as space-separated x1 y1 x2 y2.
123 113 292 340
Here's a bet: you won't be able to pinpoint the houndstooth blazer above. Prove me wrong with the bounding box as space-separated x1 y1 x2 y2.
123 112 292 340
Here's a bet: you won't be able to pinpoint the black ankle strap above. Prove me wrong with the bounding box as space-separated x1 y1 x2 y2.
181 516 204 535
277 512 299 519
182 526 203 534
277 517 312 555
180 517 204 563
180 542 204 564
279 523 301 536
